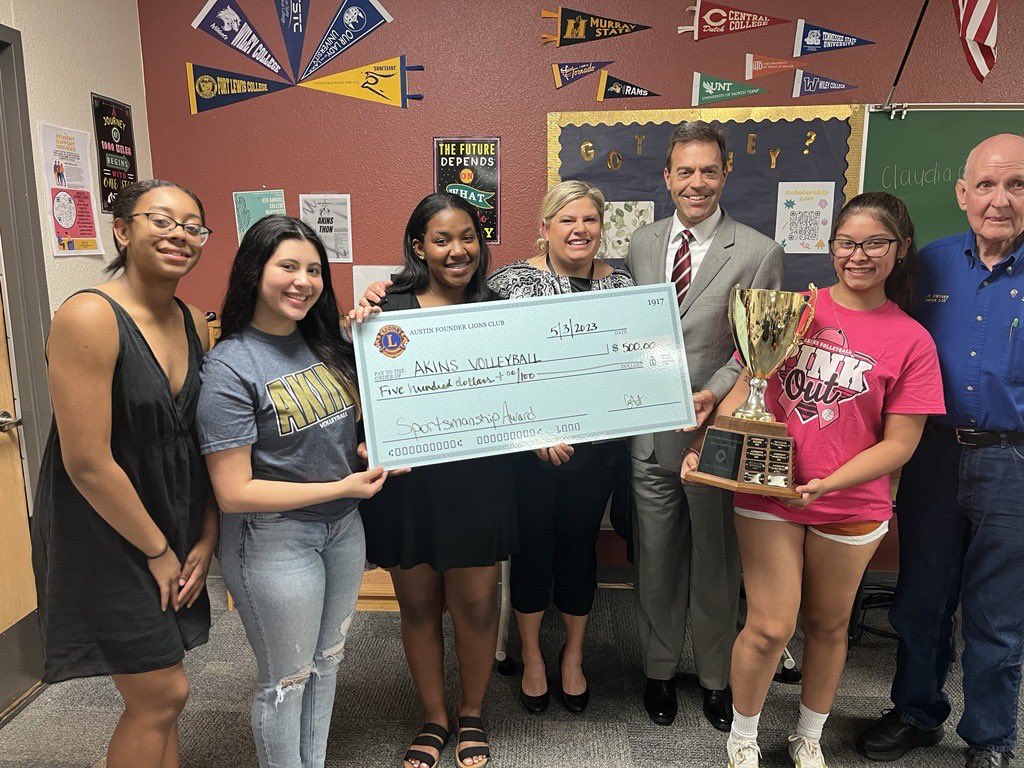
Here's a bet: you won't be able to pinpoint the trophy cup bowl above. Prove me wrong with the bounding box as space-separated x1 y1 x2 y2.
688 285 816 499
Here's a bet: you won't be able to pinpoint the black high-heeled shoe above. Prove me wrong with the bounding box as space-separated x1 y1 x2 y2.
559 644 589 714
519 660 550 714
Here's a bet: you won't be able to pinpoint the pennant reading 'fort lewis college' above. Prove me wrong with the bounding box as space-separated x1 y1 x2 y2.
186 62 292 114
299 55 423 108
691 72 763 106
277 0 311 82
745 53 798 79
541 7 651 47
301 0 394 81
552 61 612 89
678 1 789 39
597 71 659 100
792 69 857 97
191 0 289 81
793 19 874 56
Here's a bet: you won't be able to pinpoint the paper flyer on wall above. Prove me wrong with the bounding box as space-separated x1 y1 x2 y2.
792 69 857 97
91 93 137 214
191 0 290 81
233 189 286 244
793 19 874 56
678 1 789 39
552 61 612 89
39 123 104 256
301 0 394 81
774 181 835 254
299 56 423 108
186 62 293 114
541 6 650 47
691 72 763 105
745 53 798 80
434 138 500 243
300 194 353 263
276 0 311 81
597 71 659 100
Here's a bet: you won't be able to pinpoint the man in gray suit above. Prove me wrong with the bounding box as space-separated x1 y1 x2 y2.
626 122 784 729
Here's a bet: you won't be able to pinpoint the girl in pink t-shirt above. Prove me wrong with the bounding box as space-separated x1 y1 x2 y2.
682 192 944 768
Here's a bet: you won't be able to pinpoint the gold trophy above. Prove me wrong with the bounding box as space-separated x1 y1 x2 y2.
688 285 816 499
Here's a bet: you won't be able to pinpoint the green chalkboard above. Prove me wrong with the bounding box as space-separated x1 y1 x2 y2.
863 108 1024 248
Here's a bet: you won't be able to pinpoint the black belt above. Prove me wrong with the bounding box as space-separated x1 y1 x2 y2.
928 422 1024 448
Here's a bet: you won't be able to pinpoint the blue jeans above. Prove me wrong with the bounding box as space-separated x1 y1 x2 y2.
890 428 1024 751
220 511 365 768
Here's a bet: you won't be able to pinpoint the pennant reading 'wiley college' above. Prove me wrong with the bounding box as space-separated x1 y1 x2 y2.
745 53 798 79
191 0 289 82
793 19 874 56
298 56 423 108
552 61 612 89
691 72 762 105
277 0 311 82
678 1 789 39
541 7 651 47
301 0 394 81
792 69 857 97
597 71 659 100
187 62 292 114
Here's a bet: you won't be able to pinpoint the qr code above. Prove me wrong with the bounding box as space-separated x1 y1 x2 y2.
787 210 821 242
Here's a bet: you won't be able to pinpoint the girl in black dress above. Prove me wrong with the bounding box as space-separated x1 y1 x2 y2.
359 194 514 768
31 180 217 768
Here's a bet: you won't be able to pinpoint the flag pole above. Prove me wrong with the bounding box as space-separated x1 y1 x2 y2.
884 0 931 108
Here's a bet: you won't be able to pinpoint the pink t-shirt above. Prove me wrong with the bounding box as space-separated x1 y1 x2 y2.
733 287 945 525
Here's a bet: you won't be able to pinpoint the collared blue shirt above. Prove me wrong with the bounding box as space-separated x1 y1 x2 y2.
913 230 1024 431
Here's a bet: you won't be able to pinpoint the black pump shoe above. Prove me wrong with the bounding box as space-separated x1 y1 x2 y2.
559 645 590 714
519 683 550 714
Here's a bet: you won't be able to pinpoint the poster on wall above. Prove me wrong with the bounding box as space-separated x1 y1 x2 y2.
300 0 394 81
541 7 651 47
774 181 835 254
91 94 137 214
39 123 104 256
191 0 290 81
434 138 500 244
186 62 293 114
677 1 789 39
233 189 286 244
793 20 874 56
298 56 423 108
300 194 353 263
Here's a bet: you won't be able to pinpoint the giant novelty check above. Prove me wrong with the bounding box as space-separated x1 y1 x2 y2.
353 284 695 469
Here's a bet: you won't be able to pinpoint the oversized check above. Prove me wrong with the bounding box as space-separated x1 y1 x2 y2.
353 284 695 469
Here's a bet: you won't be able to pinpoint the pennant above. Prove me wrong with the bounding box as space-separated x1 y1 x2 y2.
191 0 289 81
596 71 659 101
541 7 651 47
552 60 612 89
792 69 857 97
678 1 789 39
186 62 292 114
276 0 311 82
298 55 423 108
745 52 798 79
793 19 874 56
301 0 394 81
691 71 762 105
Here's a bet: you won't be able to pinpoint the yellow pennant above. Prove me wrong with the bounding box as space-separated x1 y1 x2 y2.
298 55 422 108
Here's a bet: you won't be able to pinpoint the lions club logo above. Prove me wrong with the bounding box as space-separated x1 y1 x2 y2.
374 324 409 358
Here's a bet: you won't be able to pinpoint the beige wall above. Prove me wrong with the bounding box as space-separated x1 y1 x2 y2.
3 0 151 311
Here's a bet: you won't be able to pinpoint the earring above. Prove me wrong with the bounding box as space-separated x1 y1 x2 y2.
417 254 425 261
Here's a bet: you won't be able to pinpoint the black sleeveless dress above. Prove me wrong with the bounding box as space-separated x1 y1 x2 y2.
30 290 211 683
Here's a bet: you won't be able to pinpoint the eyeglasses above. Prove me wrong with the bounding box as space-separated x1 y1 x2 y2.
828 237 899 260
125 212 213 245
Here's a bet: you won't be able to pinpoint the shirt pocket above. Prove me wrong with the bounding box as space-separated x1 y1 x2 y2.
1002 318 1024 385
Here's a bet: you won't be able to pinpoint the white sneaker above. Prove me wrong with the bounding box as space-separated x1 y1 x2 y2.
788 734 828 767
727 735 761 767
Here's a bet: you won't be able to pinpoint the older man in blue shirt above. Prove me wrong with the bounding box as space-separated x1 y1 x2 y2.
858 134 1024 768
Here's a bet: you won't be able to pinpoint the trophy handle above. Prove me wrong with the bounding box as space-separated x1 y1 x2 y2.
775 283 818 372
727 285 750 371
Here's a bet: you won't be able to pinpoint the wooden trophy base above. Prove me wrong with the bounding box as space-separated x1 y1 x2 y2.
689 415 801 499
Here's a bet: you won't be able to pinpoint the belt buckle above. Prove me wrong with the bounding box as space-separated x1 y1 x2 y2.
955 428 973 445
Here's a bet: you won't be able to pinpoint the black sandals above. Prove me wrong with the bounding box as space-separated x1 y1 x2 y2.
403 722 450 768
454 715 490 768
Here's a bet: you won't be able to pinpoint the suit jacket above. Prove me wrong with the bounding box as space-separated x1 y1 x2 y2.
625 210 784 473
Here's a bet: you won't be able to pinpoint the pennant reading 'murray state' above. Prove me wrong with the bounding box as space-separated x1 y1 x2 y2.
691 72 763 106
541 7 650 47
299 56 423 108
678 1 789 39
277 0 311 82
186 62 292 114
745 53 798 79
792 69 857 97
191 0 289 82
301 0 394 81
597 71 659 100
793 19 874 56
552 61 612 89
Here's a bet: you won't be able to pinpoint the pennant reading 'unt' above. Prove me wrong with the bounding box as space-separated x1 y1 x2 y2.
301 0 394 81
745 53 798 79
191 0 289 81
541 7 651 47
186 62 292 114
299 55 423 108
552 61 612 89
277 0 311 82
793 19 874 56
691 72 762 105
597 71 659 100
678 1 789 39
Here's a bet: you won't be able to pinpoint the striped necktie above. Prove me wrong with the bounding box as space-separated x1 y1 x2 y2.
671 229 694 306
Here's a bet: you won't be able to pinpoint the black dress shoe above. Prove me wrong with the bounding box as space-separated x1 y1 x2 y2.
643 677 677 726
855 709 943 761
701 685 732 732
558 645 589 713
519 683 549 714
965 747 1012 768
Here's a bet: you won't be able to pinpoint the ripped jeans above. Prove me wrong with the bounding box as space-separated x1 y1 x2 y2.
220 510 365 768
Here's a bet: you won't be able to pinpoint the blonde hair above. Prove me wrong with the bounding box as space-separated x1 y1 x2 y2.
535 180 606 258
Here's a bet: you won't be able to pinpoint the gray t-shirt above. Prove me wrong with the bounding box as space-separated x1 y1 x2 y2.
196 326 360 522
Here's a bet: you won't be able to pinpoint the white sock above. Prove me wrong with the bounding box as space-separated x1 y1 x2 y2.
794 702 829 741
730 707 760 741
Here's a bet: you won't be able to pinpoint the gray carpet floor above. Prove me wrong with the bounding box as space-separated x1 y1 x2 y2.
0 579 1010 767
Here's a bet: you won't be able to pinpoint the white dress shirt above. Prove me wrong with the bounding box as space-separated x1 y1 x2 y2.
663 206 723 284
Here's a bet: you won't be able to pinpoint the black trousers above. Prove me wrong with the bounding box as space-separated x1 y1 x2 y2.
510 442 620 616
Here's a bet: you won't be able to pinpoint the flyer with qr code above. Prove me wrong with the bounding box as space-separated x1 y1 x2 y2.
774 181 835 254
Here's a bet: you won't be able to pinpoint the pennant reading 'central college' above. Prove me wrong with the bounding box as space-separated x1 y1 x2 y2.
277 0 311 82
793 19 874 56
186 62 292 114
541 6 651 47
301 0 394 82
678 0 789 39
552 61 612 89
691 72 762 105
299 55 423 108
191 0 289 82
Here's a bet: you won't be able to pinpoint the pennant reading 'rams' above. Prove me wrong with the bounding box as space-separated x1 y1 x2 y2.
678 1 789 40
191 0 289 81
187 62 292 114
597 71 659 100
541 6 651 47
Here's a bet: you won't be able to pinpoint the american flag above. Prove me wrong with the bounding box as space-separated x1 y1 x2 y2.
952 0 998 82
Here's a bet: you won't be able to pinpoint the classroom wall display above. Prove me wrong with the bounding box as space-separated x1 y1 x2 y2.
548 104 864 289
692 73 763 106
774 181 835 253
678 1 789 40
745 53 798 80
233 188 286 243
603 200 654 259
191 0 290 81
793 19 874 56
552 61 612 89
300 194 353 263
792 70 857 97
91 94 137 214
276 0 310 82
186 61 293 113
39 123 105 256
300 0 394 82
540 6 651 47
434 138 500 243
598 72 659 101
298 55 423 108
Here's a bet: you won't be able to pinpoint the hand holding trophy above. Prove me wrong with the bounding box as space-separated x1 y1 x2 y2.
688 285 816 498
